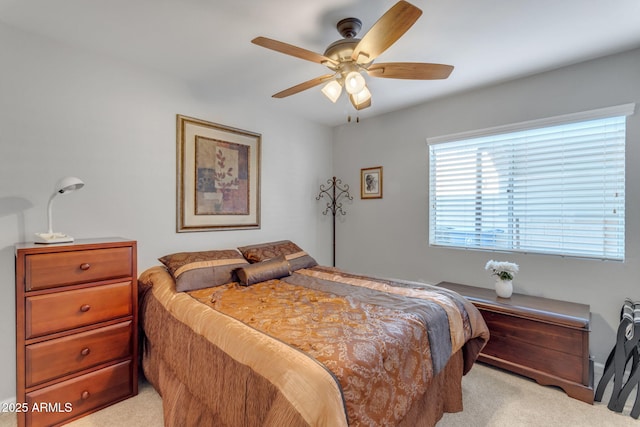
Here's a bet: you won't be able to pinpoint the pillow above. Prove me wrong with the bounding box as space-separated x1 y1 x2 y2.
159 249 249 292
236 255 291 286
237 240 318 271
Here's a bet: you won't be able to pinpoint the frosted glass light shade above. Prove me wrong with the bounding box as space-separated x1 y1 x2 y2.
321 80 343 103
345 71 366 94
351 85 371 105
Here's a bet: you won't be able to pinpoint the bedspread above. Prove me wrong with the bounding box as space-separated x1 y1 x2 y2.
186 266 489 426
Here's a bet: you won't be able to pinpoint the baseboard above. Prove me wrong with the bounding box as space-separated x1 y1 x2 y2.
592 360 634 380
593 361 605 378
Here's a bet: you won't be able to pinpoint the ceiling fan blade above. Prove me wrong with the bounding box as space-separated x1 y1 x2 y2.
368 62 454 79
351 1 422 63
252 37 338 67
272 74 335 98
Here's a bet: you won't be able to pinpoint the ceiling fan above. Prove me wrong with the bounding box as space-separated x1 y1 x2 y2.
251 1 454 111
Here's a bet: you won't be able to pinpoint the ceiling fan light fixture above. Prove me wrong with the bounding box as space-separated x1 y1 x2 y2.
344 70 366 94
349 85 372 110
351 85 371 105
321 80 343 103
253 1 452 114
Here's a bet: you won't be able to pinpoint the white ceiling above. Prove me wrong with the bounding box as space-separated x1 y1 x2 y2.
2 0 640 126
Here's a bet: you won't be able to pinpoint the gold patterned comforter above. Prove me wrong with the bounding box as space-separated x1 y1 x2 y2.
181 266 489 426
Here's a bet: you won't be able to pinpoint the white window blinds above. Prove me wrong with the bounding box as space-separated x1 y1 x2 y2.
428 104 634 260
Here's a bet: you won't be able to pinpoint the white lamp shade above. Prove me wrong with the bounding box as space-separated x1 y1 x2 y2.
321 80 343 103
345 71 366 94
350 85 372 107
55 176 84 194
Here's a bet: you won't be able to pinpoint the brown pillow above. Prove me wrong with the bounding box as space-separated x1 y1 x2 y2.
159 249 249 292
237 240 318 271
236 255 291 286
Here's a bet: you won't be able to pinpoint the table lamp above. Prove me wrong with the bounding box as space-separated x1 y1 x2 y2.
34 176 84 244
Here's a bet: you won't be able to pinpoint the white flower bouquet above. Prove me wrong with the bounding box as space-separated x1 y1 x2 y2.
485 260 519 281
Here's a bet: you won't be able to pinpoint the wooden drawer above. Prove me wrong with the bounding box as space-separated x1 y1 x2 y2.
26 282 132 339
26 321 132 387
482 330 585 383
480 310 584 357
25 360 132 427
25 247 132 291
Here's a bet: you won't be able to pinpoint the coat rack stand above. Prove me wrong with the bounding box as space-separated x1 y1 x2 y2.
316 176 353 266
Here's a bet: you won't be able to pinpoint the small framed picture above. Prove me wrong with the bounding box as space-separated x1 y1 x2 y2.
361 166 383 199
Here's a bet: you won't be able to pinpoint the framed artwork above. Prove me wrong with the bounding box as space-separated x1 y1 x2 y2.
361 166 383 199
176 114 261 232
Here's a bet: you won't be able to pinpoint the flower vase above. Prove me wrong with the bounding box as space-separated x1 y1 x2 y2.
495 278 513 298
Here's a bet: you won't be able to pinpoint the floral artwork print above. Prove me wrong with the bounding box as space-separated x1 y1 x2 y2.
195 136 249 215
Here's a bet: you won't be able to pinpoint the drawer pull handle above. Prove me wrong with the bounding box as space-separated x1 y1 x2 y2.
81 347 91 356
80 263 91 270
81 391 90 400
80 304 91 312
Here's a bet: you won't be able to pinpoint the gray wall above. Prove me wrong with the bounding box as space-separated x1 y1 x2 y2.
333 48 640 364
0 24 334 402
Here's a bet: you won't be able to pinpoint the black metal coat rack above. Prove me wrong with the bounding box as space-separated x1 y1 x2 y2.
316 176 353 266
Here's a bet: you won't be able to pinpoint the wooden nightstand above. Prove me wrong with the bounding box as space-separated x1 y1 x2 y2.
437 281 594 403
15 238 138 427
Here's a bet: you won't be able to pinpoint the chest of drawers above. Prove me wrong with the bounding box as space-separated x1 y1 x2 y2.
15 238 138 427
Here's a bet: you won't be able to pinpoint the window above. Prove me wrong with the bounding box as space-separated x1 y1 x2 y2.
428 104 634 261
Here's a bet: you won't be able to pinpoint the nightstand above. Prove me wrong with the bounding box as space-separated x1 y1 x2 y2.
15 238 138 427
437 281 594 403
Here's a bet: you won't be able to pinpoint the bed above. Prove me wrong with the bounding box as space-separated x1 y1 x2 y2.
138 240 489 427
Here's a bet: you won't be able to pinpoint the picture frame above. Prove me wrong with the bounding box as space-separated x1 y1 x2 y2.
361 166 383 199
176 114 261 232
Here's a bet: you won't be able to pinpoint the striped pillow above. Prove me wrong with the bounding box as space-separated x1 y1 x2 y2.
237 240 318 271
159 249 249 292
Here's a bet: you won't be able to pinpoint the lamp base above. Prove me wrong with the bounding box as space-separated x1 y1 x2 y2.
34 232 74 244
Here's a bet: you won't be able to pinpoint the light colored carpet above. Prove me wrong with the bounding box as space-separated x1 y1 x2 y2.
439 363 638 426
0 363 637 426
0 380 162 427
